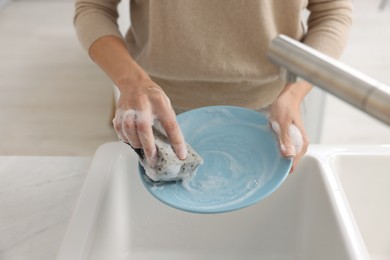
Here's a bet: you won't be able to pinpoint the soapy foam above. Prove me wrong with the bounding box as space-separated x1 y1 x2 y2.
288 124 303 154
113 109 158 142
179 171 268 210
178 144 282 210
270 121 303 155
121 109 157 126
174 146 284 210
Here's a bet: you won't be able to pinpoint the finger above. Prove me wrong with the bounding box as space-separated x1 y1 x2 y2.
161 116 187 160
290 149 304 174
280 125 296 158
122 110 142 148
112 110 128 142
270 121 295 158
135 112 157 167
288 124 304 155
289 122 309 174
156 105 187 160
291 120 309 156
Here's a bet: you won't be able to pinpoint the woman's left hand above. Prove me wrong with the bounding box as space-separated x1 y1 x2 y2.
268 80 312 173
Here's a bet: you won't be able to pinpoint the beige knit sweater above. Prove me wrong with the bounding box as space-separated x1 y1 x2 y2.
74 0 352 111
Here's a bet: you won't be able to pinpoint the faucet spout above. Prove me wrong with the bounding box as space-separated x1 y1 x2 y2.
267 34 390 126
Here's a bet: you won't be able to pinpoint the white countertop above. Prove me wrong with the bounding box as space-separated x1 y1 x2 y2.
0 156 91 260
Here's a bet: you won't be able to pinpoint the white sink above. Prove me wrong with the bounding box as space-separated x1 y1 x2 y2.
329 149 390 260
57 143 375 260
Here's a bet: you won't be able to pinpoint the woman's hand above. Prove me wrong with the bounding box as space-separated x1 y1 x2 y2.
113 78 188 167
268 80 312 173
88 36 187 166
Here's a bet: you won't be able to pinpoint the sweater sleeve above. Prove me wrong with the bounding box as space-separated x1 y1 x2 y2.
74 0 123 52
303 0 353 58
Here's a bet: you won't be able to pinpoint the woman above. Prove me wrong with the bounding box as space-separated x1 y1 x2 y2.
74 0 352 172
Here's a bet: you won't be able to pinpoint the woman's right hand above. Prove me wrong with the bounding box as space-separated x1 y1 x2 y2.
113 78 188 166
87 36 187 166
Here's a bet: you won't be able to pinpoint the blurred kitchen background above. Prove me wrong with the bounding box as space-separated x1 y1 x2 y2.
0 0 389 156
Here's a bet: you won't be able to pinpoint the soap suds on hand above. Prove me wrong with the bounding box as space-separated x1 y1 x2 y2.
113 109 157 142
287 123 303 154
270 121 303 156
117 109 157 127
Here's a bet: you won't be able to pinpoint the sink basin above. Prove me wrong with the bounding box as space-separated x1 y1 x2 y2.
57 143 367 260
330 149 390 260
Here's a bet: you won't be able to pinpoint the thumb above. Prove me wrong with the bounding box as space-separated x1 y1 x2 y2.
270 121 296 158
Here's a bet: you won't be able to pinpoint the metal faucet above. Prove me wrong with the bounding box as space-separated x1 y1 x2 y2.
267 34 390 126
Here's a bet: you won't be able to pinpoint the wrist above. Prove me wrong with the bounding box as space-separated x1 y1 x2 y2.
115 71 150 87
280 80 313 104
114 63 151 91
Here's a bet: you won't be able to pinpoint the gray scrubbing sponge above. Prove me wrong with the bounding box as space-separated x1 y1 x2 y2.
134 121 203 182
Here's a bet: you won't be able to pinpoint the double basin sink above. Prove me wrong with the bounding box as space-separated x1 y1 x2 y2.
57 142 390 260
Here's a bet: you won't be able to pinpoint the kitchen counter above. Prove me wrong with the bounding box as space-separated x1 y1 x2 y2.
0 156 91 260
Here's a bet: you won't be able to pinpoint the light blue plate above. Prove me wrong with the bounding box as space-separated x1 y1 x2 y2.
139 106 292 214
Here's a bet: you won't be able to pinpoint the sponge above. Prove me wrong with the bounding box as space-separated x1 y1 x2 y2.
133 122 203 182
